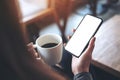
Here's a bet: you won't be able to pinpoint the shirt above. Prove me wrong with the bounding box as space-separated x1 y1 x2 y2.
74 72 93 80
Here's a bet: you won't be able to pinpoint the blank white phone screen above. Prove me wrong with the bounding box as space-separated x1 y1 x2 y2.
65 15 102 57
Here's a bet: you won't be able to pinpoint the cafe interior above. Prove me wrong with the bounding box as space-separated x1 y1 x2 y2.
1 0 120 80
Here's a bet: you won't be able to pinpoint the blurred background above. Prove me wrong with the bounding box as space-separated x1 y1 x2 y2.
17 0 120 42
1 0 120 80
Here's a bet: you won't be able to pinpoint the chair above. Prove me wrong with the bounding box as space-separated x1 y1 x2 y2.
17 0 62 42
55 0 97 42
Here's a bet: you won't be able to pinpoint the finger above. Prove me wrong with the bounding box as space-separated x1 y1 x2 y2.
27 42 33 49
67 36 71 40
72 28 76 32
64 43 66 46
86 37 96 55
27 42 39 58
36 57 45 63
89 37 96 47
67 29 76 40
81 37 95 58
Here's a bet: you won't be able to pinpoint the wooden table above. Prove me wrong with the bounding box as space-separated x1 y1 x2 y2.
92 15 120 78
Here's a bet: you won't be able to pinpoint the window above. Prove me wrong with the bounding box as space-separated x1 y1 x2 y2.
18 0 48 17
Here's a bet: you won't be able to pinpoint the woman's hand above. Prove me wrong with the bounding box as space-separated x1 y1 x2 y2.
27 42 43 61
68 29 96 75
71 37 96 75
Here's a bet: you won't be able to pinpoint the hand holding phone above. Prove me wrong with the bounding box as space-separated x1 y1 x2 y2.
65 15 103 57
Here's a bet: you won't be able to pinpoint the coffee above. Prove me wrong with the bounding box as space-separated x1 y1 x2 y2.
41 43 58 48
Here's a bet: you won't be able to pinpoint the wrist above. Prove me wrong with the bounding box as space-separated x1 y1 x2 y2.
74 72 93 80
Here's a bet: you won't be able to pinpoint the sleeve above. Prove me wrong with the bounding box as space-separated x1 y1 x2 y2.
73 72 93 80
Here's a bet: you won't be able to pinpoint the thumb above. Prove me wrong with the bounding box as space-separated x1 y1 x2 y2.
82 37 96 57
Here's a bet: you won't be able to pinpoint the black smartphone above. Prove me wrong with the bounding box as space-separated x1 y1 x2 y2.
65 15 103 57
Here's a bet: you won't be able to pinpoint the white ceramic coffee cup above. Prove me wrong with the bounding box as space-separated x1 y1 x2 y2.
34 33 63 65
